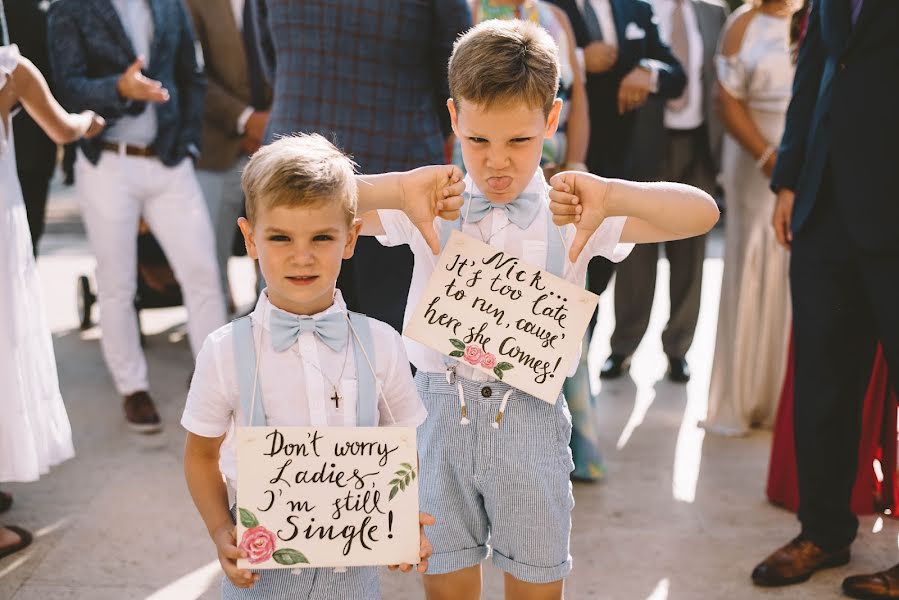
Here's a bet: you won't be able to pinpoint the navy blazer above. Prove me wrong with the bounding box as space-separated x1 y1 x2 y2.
47 0 205 167
771 0 899 251
549 0 686 176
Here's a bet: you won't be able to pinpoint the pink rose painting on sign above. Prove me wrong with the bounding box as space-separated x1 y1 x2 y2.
448 339 514 380
238 508 308 566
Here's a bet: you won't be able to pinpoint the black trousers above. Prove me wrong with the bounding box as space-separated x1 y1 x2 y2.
19 169 53 255
791 168 899 550
337 237 413 335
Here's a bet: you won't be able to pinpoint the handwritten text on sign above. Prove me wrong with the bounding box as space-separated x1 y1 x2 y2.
404 230 598 403
236 427 419 570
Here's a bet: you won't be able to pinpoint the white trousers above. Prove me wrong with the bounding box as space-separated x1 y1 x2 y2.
75 149 227 395
196 156 248 300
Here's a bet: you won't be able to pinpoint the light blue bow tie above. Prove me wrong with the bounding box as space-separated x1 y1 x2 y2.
466 192 543 229
269 308 348 353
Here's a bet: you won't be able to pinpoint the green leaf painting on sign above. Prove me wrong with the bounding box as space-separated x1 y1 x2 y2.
389 463 417 501
492 362 514 380
450 338 466 350
272 548 309 565
239 507 259 528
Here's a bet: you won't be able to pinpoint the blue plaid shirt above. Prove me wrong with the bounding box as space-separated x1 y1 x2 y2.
263 0 470 173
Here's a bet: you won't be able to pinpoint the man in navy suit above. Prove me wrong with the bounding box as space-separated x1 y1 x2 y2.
751 0 899 595
48 0 226 433
548 0 686 304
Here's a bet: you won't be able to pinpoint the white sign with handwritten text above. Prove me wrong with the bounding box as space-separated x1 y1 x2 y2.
236 426 419 570
404 230 598 404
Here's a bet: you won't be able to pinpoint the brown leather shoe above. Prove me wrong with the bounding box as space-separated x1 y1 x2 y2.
751 536 850 587
123 391 162 433
843 563 899 599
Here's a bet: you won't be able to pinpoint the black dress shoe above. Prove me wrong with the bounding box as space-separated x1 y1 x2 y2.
600 354 631 379
667 356 691 383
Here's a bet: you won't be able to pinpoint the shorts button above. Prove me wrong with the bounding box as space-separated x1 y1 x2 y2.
481 387 492 398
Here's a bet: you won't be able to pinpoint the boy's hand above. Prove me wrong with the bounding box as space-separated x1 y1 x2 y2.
399 165 465 254
212 524 260 589
387 511 436 574
549 171 610 262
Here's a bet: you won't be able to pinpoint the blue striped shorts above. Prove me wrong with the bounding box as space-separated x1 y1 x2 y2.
221 507 380 599
415 371 575 584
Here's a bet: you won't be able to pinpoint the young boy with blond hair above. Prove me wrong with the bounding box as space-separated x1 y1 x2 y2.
181 133 466 599
365 19 719 600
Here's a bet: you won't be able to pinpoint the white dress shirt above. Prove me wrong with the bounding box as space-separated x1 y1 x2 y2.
230 0 255 134
181 290 427 485
230 0 245 31
652 0 705 130
105 0 158 146
578 0 619 46
377 168 633 381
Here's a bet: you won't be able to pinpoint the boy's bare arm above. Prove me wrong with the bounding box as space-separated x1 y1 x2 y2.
184 432 259 588
355 165 466 254
549 172 720 261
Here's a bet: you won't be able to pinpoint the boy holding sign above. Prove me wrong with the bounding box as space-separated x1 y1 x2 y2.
181 134 465 598
364 20 719 600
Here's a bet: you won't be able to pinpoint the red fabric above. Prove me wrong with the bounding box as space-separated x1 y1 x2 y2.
767 335 899 515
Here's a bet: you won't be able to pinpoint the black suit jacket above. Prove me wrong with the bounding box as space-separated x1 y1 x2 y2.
549 0 686 176
5 0 57 177
48 0 206 167
771 0 899 251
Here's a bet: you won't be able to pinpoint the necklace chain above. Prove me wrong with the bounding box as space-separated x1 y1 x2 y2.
298 314 352 408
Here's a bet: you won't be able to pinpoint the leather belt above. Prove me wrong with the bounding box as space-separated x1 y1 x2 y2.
100 141 157 157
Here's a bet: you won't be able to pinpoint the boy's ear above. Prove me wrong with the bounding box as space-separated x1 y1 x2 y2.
447 98 459 137
544 99 563 139
237 217 258 260
342 219 363 260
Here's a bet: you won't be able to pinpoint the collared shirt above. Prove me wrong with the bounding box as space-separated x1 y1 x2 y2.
578 0 619 46
652 0 705 130
105 0 158 146
181 290 427 484
377 168 633 380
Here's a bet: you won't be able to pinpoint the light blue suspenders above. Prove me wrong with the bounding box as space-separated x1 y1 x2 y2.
231 312 380 428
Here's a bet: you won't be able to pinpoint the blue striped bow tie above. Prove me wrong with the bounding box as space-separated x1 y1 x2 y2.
467 192 543 229
269 309 348 353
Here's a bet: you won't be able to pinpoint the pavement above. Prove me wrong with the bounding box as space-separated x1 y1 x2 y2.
2 178 898 600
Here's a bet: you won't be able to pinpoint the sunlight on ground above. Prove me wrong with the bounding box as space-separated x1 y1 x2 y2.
144 560 220 600
646 577 670 600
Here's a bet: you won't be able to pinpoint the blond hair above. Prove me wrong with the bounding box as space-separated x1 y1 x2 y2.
448 19 560 115
241 133 357 225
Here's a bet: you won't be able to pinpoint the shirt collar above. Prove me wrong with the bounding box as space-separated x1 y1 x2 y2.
251 289 348 331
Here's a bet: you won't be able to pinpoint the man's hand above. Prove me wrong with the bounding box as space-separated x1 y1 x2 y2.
240 136 261 156
398 165 465 254
388 512 436 574
116 57 169 103
81 111 106 139
583 41 618 74
549 171 611 262
617 67 651 114
212 525 259 589
245 110 269 144
772 188 795 249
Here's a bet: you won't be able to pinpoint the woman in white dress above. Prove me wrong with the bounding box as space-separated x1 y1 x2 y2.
0 43 103 558
701 0 801 435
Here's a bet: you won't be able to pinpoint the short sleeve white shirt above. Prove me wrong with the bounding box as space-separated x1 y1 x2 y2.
181 290 427 484
377 168 633 380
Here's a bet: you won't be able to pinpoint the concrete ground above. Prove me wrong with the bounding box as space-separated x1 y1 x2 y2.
2 179 898 600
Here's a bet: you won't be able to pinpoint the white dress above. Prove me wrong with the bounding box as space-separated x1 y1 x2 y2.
702 10 795 435
0 45 74 482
